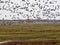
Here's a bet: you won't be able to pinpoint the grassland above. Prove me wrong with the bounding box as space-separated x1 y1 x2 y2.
0 23 60 44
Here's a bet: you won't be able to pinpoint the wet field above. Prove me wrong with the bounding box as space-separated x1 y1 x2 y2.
0 41 60 45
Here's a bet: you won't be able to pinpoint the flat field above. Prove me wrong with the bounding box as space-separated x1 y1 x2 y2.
0 23 60 45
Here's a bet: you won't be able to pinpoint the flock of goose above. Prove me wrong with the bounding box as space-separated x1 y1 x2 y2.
0 0 60 20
